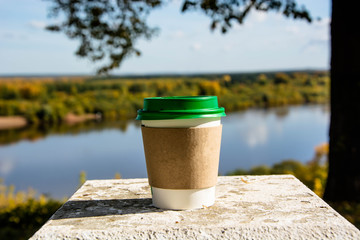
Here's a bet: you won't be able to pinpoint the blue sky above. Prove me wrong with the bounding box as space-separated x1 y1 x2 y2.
0 0 330 75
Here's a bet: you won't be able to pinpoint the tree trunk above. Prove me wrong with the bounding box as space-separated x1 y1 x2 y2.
323 0 360 201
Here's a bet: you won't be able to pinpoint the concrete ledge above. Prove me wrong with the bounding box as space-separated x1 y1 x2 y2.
31 175 360 239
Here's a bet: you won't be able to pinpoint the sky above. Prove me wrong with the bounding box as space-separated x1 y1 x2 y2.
0 0 331 75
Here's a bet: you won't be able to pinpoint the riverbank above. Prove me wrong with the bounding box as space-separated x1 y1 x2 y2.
0 116 27 130
63 113 101 125
0 113 100 130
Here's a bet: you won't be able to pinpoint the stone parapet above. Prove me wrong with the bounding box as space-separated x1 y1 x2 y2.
31 175 360 239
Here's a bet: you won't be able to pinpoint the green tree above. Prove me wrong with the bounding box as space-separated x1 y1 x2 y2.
46 0 310 74
274 73 290 85
45 0 360 201
256 74 268 85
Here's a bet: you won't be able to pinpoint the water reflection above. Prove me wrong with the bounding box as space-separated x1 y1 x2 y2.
0 104 329 199
219 104 329 174
0 158 14 176
274 107 290 118
0 120 136 146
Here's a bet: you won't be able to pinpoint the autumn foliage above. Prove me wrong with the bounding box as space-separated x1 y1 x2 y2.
0 72 329 124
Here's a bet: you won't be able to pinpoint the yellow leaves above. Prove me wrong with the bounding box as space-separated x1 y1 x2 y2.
240 177 248 184
78 171 87 188
313 178 323 197
111 90 120 99
199 80 221 96
114 172 122 179
315 143 329 156
9 215 20 223
19 83 45 99
0 181 51 211
228 143 329 198
38 194 47 206
0 178 65 239
222 75 231 82
70 85 78 95
54 91 68 99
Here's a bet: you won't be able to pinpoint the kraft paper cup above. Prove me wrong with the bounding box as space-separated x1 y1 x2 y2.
136 96 225 210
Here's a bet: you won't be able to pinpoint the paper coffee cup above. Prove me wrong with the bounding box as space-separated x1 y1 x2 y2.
136 96 226 210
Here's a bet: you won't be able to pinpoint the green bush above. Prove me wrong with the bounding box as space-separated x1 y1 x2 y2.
0 180 64 240
0 199 63 240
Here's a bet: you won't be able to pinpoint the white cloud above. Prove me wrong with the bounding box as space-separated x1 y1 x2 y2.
314 17 331 28
190 42 202 51
232 24 242 31
309 17 330 44
245 123 268 148
285 26 300 35
312 34 329 42
28 20 47 29
169 30 185 39
301 23 330 52
273 12 285 21
252 11 267 22
223 44 234 52
238 10 268 29
0 158 14 176
0 31 28 40
302 39 328 53
1 32 15 39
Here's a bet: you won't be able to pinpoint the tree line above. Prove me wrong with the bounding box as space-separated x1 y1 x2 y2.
0 71 329 125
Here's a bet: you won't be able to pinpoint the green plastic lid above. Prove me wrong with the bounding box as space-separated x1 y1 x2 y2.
136 96 226 120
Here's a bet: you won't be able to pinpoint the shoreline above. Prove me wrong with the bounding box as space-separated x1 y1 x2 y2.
63 113 101 125
0 113 100 130
0 103 329 131
0 116 27 130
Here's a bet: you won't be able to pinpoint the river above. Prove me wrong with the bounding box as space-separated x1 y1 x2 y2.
0 104 329 199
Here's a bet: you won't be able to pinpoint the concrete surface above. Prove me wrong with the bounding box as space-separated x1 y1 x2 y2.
31 175 360 239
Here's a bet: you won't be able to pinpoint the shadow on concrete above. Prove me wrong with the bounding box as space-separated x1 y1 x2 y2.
51 198 166 220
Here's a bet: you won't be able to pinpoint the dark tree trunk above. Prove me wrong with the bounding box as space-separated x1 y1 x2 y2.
323 0 360 201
